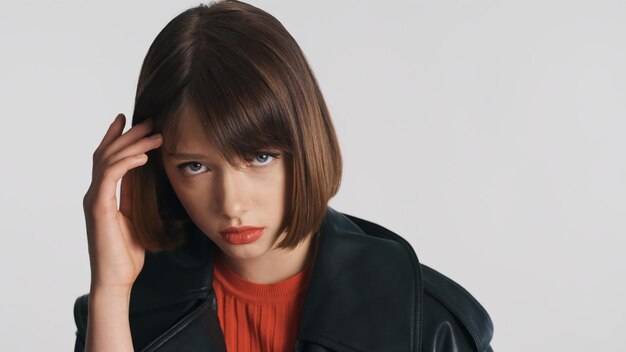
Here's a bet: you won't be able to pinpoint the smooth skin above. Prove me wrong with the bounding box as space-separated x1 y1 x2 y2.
83 114 162 351
82 113 315 351
160 112 315 284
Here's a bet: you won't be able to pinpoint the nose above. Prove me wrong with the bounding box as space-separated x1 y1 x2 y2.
214 167 250 219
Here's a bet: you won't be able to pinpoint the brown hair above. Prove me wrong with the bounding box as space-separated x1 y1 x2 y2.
126 0 342 252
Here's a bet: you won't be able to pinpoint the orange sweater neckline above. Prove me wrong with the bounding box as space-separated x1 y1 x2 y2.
212 255 312 303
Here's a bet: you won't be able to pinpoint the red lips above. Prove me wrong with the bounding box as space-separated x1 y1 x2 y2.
218 226 265 245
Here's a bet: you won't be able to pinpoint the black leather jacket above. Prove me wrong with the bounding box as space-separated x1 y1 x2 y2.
73 207 494 351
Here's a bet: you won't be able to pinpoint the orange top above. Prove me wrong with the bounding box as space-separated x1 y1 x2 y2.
212 256 312 352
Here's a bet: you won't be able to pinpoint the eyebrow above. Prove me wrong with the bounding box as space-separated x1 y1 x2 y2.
164 152 211 160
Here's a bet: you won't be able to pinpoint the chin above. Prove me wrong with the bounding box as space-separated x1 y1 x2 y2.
218 243 267 261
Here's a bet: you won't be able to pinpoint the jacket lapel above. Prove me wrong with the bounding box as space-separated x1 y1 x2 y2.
128 206 422 352
129 224 226 351
297 207 423 352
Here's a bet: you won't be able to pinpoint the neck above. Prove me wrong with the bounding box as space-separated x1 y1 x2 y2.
219 231 318 284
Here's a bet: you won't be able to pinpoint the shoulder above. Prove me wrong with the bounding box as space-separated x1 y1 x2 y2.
421 264 494 352
340 210 494 351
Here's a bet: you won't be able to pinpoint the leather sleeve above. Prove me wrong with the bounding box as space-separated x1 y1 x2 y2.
421 265 494 352
422 292 493 351
74 337 85 352
72 293 227 352
73 295 88 352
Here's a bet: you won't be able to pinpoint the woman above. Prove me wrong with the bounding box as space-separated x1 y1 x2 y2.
74 1 494 351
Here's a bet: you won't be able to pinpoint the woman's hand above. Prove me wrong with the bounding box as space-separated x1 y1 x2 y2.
82 113 162 292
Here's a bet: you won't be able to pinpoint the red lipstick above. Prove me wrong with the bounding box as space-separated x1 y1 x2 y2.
218 226 264 245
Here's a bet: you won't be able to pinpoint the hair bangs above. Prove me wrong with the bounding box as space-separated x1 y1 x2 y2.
129 1 342 252
160 47 294 167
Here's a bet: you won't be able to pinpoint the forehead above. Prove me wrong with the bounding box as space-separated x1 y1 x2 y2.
160 99 291 166
162 113 224 161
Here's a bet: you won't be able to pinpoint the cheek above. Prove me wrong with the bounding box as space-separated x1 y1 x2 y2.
254 170 286 205
163 167 205 217
171 185 215 236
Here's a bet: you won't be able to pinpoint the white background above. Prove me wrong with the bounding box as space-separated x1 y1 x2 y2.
1 0 625 351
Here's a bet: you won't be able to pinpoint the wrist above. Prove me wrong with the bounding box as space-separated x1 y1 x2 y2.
90 284 132 305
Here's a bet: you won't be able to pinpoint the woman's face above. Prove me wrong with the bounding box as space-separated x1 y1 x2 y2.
160 113 291 263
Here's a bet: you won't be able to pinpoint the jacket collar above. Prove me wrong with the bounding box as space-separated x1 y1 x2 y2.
130 206 423 351
297 207 422 351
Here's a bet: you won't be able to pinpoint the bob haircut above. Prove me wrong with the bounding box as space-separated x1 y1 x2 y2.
126 0 342 252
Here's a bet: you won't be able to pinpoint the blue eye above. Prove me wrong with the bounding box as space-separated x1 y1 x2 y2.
177 162 208 176
249 152 280 167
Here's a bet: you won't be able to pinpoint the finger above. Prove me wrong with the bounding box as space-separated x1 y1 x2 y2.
107 133 162 170
102 118 155 161
92 114 127 180
96 113 126 154
94 134 161 185
93 154 148 217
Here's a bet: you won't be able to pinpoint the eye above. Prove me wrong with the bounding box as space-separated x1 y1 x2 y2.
176 162 208 176
248 152 280 168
